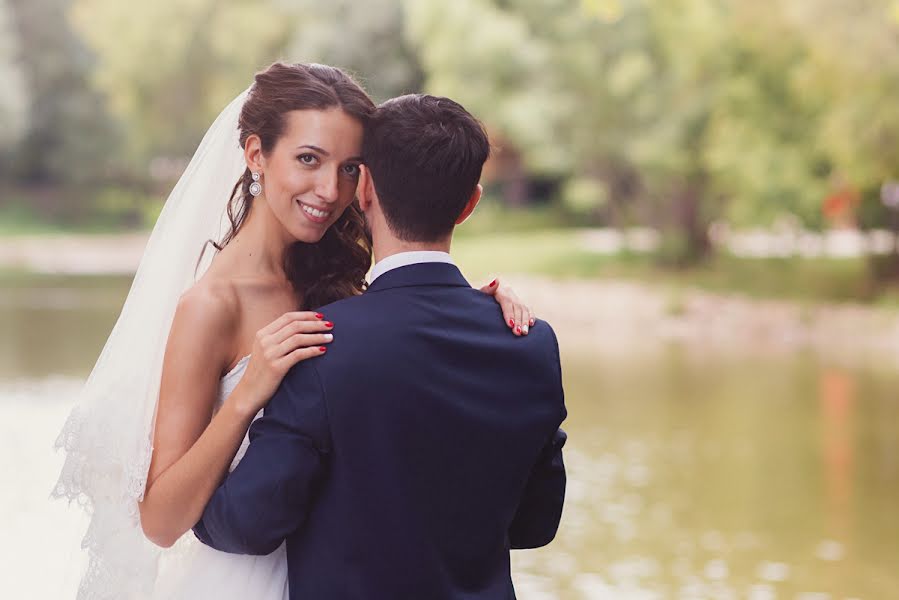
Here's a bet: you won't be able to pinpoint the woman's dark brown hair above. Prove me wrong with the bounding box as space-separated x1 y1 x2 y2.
209 62 374 308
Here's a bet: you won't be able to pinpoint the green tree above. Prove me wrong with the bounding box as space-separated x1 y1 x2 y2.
70 0 292 166
785 0 899 281
404 0 899 263
405 0 573 171
403 0 689 231
687 0 898 231
6 0 119 185
403 0 579 207
0 0 28 164
280 0 424 102
575 0 827 256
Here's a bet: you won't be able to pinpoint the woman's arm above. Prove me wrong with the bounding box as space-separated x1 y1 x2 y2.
138 286 333 548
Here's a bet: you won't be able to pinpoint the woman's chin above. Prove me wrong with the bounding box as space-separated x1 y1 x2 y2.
289 224 328 244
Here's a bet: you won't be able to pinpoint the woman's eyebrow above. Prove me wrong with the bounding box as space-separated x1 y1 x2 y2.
297 145 362 162
297 144 329 155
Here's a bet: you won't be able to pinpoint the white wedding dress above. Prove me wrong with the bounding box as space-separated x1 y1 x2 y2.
149 355 290 600
52 89 293 599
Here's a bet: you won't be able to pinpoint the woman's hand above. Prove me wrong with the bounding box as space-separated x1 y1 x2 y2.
237 311 334 412
479 278 536 336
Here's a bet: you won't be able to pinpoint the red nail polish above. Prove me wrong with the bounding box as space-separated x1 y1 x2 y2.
319 347 327 352
509 319 514 327
315 313 324 319
489 279 498 287
325 321 334 328
515 326 522 335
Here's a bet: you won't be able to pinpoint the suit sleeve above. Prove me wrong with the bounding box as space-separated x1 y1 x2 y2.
193 362 331 555
509 327 568 549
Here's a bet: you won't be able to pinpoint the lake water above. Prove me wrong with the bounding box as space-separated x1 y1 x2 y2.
1 274 897 599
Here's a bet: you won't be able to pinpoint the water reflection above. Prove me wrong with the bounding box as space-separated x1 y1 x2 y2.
2 274 898 598
514 346 899 598
0 274 130 378
820 369 853 549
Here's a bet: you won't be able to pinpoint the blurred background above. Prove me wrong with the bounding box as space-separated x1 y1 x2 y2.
2 0 899 598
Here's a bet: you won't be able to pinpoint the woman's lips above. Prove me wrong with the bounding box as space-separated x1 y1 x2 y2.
296 199 332 224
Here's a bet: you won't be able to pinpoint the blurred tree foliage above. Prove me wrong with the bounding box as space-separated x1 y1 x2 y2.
279 0 424 102
1 0 897 264
69 0 292 165
67 0 423 165
405 0 899 261
4 0 117 186
0 0 28 162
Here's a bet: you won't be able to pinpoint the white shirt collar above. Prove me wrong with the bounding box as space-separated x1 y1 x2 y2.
369 251 455 283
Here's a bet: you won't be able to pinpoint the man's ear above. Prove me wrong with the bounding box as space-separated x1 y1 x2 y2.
357 164 375 211
455 184 483 225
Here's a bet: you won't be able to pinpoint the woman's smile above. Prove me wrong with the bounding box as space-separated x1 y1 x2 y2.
296 198 333 224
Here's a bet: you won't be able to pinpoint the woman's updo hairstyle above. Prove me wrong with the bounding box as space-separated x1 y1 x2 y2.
214 62 375 308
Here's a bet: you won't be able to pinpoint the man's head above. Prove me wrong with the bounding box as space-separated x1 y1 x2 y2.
359 94 490 245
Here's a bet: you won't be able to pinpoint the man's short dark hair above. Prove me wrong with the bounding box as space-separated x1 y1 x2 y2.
362 94 490 242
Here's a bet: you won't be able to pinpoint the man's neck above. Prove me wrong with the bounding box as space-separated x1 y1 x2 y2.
372 237 452 265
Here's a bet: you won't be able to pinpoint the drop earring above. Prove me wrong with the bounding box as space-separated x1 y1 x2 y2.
249 172 263 197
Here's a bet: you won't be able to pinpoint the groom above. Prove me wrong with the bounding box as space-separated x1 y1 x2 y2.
194 94 567 599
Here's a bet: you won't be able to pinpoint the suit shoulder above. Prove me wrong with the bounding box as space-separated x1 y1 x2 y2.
535 318 560 350
536 320 562 367
311 291 370 319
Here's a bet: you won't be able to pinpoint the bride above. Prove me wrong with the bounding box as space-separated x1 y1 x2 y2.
52 62 535 599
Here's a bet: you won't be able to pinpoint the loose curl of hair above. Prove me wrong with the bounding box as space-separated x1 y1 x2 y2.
208 62 374 308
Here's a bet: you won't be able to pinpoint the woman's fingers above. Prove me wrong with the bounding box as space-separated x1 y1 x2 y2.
479 278 499 295
274 332 334 358
494 284 525 336
514 301 526 336
517 302 532 335
480 278 532 336
258 311 322 338
268 316 333 345
489 280 516 333
278 344 329 371
495 284 533 336
502 304 516 334
257 312 298 337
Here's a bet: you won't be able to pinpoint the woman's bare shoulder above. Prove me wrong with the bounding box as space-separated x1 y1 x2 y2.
171 277 241 350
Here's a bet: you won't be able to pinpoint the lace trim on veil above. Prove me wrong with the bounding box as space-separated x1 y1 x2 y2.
51 88 250 600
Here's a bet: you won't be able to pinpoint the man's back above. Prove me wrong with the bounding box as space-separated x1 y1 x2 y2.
288 262 565 598
193 88 567 599
195 262 566 599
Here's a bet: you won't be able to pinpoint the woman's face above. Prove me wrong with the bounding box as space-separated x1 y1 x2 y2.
258 108 364 243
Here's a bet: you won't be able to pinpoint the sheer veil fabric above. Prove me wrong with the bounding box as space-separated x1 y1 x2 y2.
52 89 250 599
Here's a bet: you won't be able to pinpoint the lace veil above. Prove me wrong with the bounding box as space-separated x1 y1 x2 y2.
52 88 250 599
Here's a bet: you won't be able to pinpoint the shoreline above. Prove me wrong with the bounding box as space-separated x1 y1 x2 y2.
0 233 150 276
1 232 897 366
504 274 899 368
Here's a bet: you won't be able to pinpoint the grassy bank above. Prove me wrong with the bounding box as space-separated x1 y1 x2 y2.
0 187 163 236
1 222 894 307
453 229 894 306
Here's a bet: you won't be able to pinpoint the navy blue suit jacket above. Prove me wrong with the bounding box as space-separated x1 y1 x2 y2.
194 263 567 599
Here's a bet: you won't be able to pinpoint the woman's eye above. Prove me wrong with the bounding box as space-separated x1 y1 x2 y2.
342 164 360 177
298 154 318 166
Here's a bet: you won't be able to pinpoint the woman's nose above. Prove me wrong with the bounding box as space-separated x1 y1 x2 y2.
315 169 340 202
